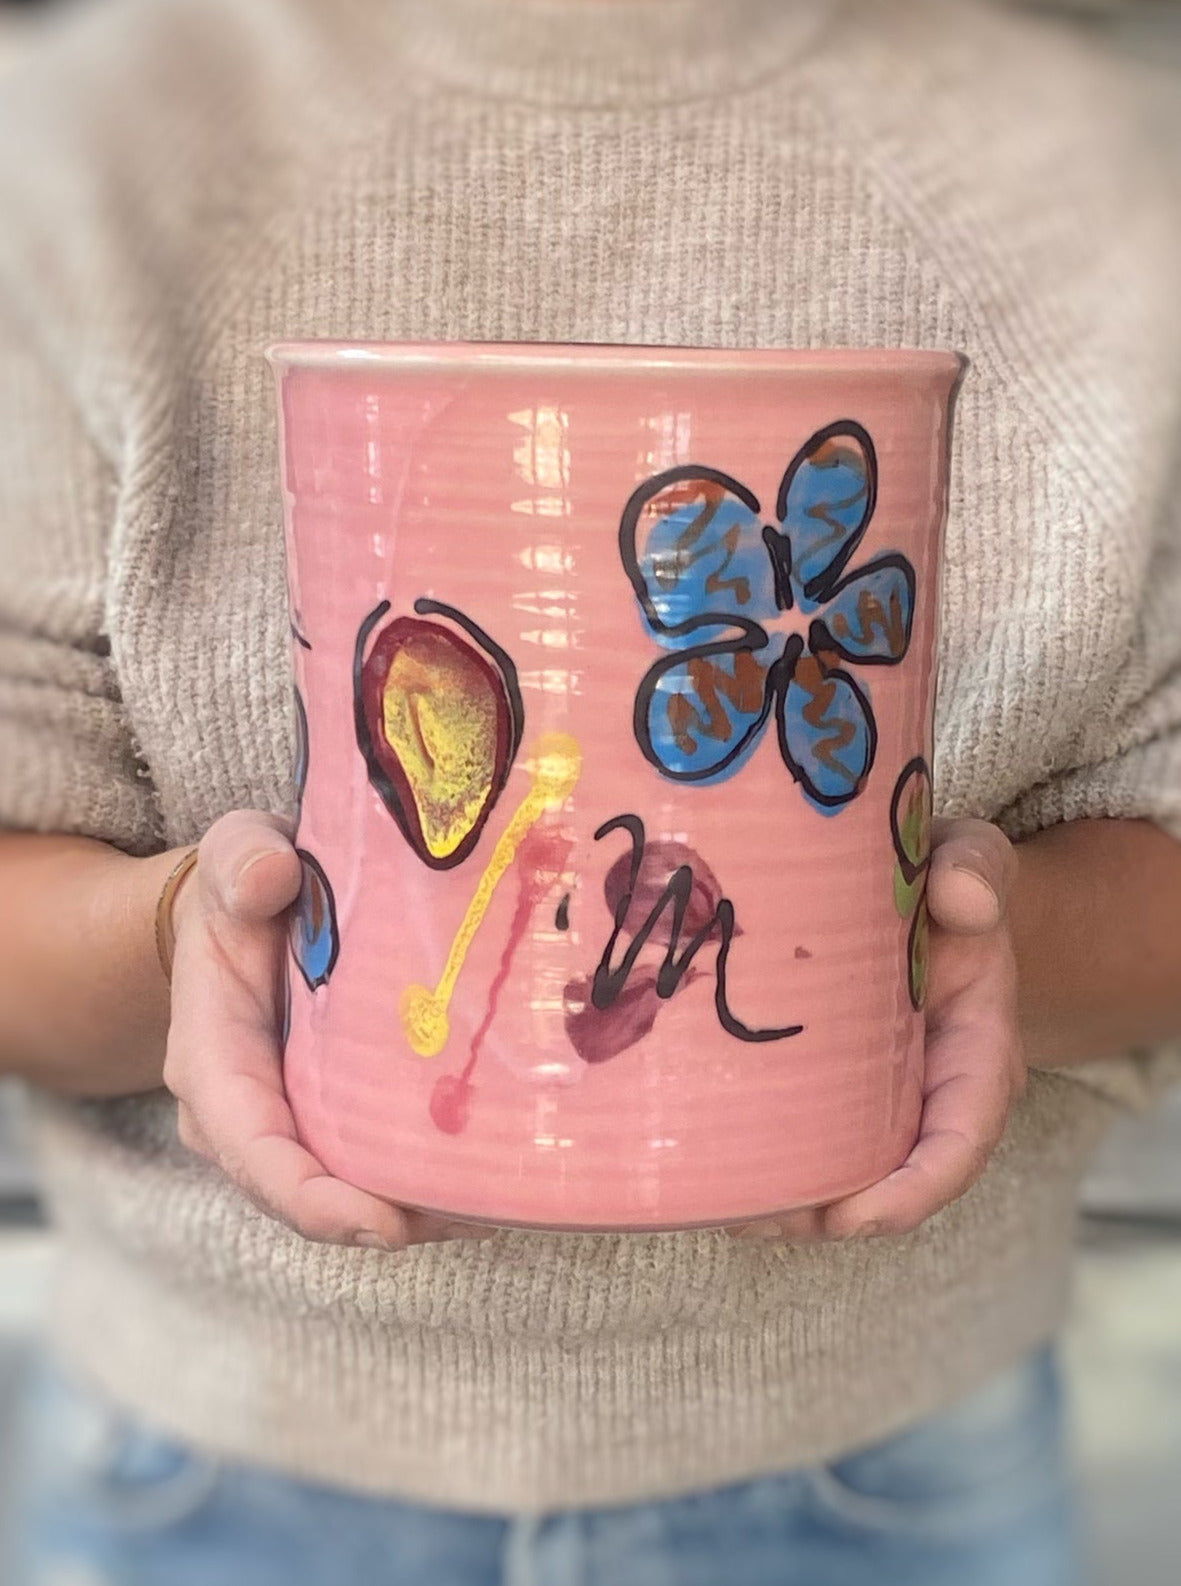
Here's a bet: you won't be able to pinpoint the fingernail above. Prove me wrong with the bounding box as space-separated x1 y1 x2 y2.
733 1222 785 1241
230 850 274 897
836 1219 882 1241
438 1222 496 1243
951 865 1000 911
354 1230 397 1252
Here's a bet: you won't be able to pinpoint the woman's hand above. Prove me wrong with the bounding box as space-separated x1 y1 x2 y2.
171 813 1022 1250
164 810 486 1250
6 808 1172 1240
732 819 1025 1244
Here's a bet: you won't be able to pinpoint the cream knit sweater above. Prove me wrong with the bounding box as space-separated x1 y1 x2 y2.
1 0 1179 1512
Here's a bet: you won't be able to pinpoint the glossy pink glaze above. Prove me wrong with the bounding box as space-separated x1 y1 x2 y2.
272 343 963 1230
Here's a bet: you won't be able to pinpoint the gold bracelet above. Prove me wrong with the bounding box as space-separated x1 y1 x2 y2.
154 848 199 984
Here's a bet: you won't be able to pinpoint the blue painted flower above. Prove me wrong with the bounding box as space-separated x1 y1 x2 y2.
289 849 339 992
620 422 915 812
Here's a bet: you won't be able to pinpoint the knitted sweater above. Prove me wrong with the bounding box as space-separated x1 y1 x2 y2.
1 0 1179 1512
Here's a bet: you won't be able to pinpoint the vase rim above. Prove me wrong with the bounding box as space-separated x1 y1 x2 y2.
267 341 968 381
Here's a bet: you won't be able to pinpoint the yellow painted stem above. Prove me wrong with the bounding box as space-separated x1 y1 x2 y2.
400 732 581 1057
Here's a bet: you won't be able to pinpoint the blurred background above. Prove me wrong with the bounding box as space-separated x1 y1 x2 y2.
0 1 1178 1582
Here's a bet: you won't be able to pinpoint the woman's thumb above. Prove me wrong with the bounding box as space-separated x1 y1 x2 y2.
926 818 1018 935
199 810 302 922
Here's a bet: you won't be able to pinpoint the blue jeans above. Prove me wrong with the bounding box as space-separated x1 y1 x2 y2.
5 1348 1079 1586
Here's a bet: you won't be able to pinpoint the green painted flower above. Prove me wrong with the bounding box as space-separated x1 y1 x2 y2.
890 757 932 1010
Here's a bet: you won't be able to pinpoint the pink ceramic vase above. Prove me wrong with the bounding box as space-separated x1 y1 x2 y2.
271 343 963 1231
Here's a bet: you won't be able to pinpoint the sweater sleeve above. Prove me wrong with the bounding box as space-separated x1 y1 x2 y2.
0 298 161 854
1001 468 1181 845
1000 457 1181 1105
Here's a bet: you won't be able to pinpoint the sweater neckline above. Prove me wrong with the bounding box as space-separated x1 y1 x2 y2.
377 0 839 109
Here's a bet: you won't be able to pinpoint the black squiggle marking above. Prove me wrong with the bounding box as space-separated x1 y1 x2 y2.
589 814 803 1044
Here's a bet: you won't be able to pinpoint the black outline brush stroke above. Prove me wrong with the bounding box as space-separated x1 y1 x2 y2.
280 963 293 1046
775 419 879 604
589 814 803 1044
353 600 397 841
808 552 917 668
890 756 933 885
776 636 879 810
353 598 524 871
906 899 929 1012
619 465 764 641
633 626 780 783
293 685 309 813
290 848 340 992
889 756 934 1010
762 522 794 612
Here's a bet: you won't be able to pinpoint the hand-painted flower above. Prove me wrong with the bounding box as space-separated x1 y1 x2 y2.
621 423 915 812
354 598 524 869
289 849 340 993
890 756 933 1010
